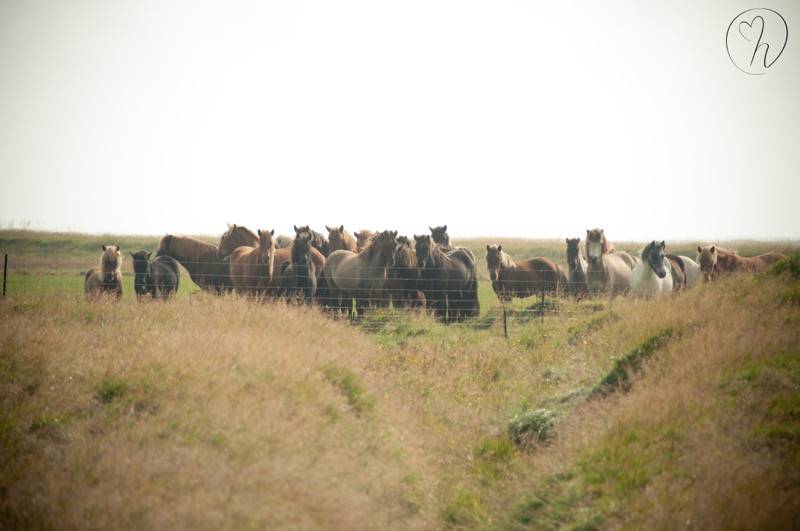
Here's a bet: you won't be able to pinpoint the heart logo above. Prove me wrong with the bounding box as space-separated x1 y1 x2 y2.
738 15 764 42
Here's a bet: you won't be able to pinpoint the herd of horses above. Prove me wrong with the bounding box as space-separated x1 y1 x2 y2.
84 225 787 322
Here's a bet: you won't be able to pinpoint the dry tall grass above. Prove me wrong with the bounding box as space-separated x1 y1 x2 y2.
1 265 799 529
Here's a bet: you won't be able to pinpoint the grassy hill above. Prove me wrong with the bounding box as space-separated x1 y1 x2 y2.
1 234 798 529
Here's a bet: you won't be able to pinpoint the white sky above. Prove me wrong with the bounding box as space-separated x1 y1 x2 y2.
1 0 798 240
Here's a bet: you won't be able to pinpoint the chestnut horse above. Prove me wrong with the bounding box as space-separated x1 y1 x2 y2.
228 228 276 298
326 225 358 252
696 245 786 281
156 235 232 294
486 244 567 302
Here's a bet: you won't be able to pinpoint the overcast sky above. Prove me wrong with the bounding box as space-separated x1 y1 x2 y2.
1 0 798 240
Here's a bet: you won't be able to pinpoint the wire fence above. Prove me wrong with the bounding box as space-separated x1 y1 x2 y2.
1 252 626 339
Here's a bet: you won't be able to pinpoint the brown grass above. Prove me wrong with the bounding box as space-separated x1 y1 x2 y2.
1 266 799 529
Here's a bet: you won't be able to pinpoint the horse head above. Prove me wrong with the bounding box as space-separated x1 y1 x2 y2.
130 250 151 296
586 229 607 266
101 245 121 283
697 245 718 282
485 244 504 281
643 240 668 279
219 223 258 259
414 235 435 268
429 225 450 246
566 238 583 271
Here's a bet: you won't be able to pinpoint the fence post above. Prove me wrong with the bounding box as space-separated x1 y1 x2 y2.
502 303 508 339
540 276 545 323
2 254 7 298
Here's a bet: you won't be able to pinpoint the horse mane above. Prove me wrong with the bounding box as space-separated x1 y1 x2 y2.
232 225 259 245
100 247 121 274
586 228 613 254
500 250 516 269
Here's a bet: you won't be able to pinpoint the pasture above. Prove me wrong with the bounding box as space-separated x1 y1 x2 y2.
1 230 800 529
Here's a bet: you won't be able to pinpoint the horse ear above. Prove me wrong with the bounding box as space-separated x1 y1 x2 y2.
498 245 502 252
443 225 447 231
325 225 332 232
270 229 275 236
340 225 344 232
102 245 107 251
710 245 716 254
697 246 702 254
660 240 666 249
486 244 491 251
293 225 299 233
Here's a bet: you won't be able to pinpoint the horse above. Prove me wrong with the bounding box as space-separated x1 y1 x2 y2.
155 234 232 294
387 236 425 308
130 251 180 299
696 245 786 281
664 254 687 291
630 241 673 297
85 245 123 300
566 238 589 297
322 230 398 317
293 225 330 257
585 228 634 294
354 230 376 252
486 244 566 302
414 235 479 323
275 235 293 249
227 228 276 298
429 225 451 249
326 225 358 253
673 255 700 288
218 223 259 258
272 231 318 303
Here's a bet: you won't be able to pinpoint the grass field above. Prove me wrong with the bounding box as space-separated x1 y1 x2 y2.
1 231 799 529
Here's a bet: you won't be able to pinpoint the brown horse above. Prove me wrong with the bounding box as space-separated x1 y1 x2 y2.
228 228 276 298
387 236 425 308
326 225 357 252
565 238 589 298
354 230 376 252
85 245 123 300
293 225 330 256
155 234 232 294
486 244 567 301
696 245 786 281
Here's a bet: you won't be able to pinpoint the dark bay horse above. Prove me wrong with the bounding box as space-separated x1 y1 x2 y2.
326 225 358 253
156 235 232 294
322 230 398 317
294 225 330 257
414 235 479 323
429 225 452 250
696 245 786 282
486 244 566 302
131 251 180 299
566 238 589 298
85 245 123 300
273 231 318 302
387 236 425 308
227 228 276 298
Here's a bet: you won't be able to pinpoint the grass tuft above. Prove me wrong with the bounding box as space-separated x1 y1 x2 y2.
95 377 128 404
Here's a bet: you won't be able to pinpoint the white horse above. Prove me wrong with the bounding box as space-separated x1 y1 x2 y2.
630 241 673 298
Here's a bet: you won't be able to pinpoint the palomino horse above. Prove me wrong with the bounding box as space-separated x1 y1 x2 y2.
585 228 634 294
485 244 566 302
227 228 276 298
85 245 124 300
326 225 358 252
273 231 318 302
156 234 232 294
387 236 425 308
414 235 479 322
566 238 589 297
131 251 180 299
322 230 398 317
696 245 786 282
630 241 673 298
354 230 376 252
293 225 330 256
